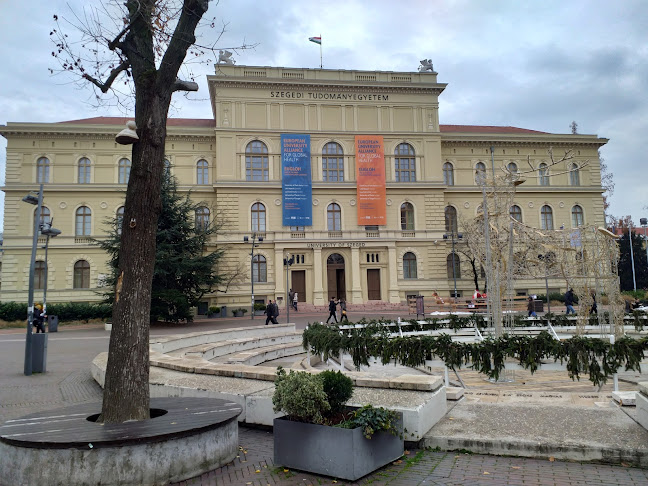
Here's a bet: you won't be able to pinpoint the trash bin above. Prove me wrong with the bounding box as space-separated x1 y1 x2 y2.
533 301 544 313
32 333 48 373
48 315 59 332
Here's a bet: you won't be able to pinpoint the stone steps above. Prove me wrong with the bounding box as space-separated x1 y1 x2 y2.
171 331 302 361
214 342 306 366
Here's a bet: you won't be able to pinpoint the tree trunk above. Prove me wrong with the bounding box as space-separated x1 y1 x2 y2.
101 89 170 423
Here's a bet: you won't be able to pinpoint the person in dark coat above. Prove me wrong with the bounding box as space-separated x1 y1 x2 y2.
326 297 338 324
590 292 597 314
565 289 576 315
33 304 46 333
527 296 537 317
339 298 348 322
271 299 279 324
265 300 275 325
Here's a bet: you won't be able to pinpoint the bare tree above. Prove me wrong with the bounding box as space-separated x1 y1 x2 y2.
50 0 240 423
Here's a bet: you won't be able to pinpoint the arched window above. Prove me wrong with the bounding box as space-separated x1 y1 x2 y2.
507 162 518 174
475 161 486 184
395 143 416 182
246 141 269 181
444 206 458 233
78 157 91 184
118 158 131 184
569 163 580 186
75 206 91 236
322 142 344 182
403 252 417 279
252 255 267 283
38 206 51 228
327 203 341 231
571 205 584 227
196 159 209 185
116 206 124 235
443 162 454 186
35 261 46 290
195 206 210 232
251 202 266 232
74 260 90 289
541 205 554 230
538 163 549 186
446 253 461 279
37 157 50 183
400 202 414 230
510 204 522 222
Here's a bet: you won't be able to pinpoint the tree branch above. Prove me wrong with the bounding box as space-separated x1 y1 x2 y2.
83 59 131 93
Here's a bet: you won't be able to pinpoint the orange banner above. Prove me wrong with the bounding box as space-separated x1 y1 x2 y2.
355 135 386 225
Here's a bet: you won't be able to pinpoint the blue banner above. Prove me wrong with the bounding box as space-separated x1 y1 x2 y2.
281 134 312 226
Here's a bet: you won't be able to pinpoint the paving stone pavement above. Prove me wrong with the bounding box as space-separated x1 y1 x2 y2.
2 322 648 485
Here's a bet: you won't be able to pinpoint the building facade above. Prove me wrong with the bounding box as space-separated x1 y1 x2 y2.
0 65 608 310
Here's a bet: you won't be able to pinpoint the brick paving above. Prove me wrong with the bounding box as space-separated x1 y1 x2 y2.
170 426 648 485
2 322 648 485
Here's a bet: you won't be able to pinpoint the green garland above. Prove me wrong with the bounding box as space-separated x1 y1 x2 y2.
302 323 648 387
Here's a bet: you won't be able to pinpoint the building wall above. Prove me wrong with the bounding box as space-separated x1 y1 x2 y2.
0 66 607 308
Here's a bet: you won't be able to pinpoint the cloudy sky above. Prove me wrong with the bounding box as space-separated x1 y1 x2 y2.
1 0 646 231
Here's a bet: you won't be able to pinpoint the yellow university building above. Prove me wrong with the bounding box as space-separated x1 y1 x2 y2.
0 65 608 311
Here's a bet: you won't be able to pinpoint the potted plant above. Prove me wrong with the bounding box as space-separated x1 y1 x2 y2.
232 308 248 317
254 302 267 316
272 368 403 481
207 306 221 318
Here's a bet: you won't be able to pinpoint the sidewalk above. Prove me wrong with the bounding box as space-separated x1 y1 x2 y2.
2 320 648 485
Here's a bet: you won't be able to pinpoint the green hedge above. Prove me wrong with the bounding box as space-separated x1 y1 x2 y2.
0 302 112 322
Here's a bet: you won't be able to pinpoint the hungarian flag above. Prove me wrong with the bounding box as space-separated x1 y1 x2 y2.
308 36 321 45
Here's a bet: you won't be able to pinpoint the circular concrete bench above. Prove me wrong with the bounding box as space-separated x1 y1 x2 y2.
0 397 242 486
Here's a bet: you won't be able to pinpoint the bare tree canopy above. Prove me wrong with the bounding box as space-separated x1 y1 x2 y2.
50 0 238 424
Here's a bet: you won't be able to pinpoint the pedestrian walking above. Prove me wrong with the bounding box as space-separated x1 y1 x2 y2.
590 292 597 314
33 304 46 333
565 288 576 315
339 298 348 322
326 297 338 324
527 296 537 318
271 299 279 324
264 299 274 326
292 291 298 311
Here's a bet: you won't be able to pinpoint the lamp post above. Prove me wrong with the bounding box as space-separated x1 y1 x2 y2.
443 230 463 298
538 253 552 315
629 223 637 291
283 253 294 323
40 220 61 315
243 233 263 319
641 218 648 276
22 184 43 376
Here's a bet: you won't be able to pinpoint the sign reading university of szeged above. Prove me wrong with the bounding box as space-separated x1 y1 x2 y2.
281 133 388 228
270 91 389 101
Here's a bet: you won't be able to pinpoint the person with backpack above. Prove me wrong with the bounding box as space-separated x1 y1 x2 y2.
326 297 338 324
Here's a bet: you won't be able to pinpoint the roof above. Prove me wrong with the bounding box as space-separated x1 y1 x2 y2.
439 124 548 134
58 117 215 128
57 117 548 134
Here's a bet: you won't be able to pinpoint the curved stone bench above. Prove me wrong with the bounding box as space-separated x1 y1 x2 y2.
180 331 302 361
0 397 242 486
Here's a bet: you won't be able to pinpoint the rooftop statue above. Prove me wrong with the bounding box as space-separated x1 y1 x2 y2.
418 59 434 72
218 50 235 65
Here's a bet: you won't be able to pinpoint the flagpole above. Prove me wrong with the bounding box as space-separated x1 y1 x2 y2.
319 34 323 68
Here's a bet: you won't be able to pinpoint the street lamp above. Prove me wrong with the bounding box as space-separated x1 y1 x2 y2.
443 230 463 298
22 184 44 376
629 223 637 291
283 253 295 323
243 233 263 319
641 218 648 276
40 220 61 315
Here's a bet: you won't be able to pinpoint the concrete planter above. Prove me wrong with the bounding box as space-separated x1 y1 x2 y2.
273 412 403 481
104 322 112 331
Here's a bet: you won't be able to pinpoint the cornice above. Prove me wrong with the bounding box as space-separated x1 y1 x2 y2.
208 78 446 96
440 134 608 147
0 124 215 141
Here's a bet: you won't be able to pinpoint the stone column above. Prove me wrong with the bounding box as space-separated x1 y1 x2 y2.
275 247 286 307
388 246 400 303
350 247 363 304
313 248 325 305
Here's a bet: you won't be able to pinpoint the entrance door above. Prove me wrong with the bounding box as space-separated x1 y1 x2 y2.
291 270 306 302
326 253 346 301
367 269 381 300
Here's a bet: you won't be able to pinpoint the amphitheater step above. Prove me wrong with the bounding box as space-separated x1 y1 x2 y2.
213 342 306 366
170 331 302 360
